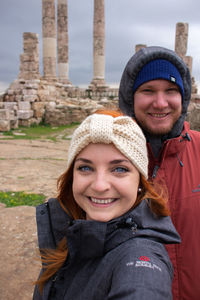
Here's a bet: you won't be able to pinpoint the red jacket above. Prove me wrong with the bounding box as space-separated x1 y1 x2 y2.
148 121 200 300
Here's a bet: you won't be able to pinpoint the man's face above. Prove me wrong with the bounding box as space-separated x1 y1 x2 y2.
134 79 182 136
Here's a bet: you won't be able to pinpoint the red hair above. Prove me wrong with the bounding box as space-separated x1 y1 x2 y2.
35 109 169 292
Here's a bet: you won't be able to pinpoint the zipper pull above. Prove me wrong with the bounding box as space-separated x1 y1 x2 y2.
152 165 159 179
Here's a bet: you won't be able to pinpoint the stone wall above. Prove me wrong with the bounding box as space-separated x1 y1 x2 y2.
1 78 200 131
0 79 119 131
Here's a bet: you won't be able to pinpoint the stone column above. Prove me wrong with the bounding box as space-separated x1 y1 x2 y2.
175 22 188 58
18 32 40 80
42 0 57 79
175 22 196 91
135 44 147 53
90 0 107 89
57 0 71 84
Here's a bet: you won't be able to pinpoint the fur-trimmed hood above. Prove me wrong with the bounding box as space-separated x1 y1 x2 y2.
119 46 192 140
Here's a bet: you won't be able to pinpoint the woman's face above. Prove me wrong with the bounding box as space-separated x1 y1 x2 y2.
72 143 140 222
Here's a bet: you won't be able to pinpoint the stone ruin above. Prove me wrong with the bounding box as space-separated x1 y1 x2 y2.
0 0 200 132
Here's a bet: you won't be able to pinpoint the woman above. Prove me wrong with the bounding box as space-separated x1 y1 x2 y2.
33 110 180 300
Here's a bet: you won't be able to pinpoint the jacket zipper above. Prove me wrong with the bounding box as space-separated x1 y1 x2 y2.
47 274 58 300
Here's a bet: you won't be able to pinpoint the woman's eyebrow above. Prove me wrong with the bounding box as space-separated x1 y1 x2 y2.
75 158 92 163
109 159 130 164
75 158 131 164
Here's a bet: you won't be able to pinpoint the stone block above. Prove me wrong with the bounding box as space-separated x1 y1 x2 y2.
15 95 23 101
3 95 9 102
45 101 56 110
32 102 45 118
19 117 41 127
10 118 19 129
0 120 10 131
0 109 10 119
18 110 34 120
3 102 17 111
6 95 15 102
24 82 39 89
7 89 14 95
18 101 31 110
22 89 38 95
23 95 38 102
18 119 32 127
9 110 15 120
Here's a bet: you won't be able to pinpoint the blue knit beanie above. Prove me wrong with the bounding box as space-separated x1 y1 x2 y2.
133 59 184 99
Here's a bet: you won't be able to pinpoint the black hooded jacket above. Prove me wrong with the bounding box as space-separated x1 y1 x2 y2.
33 198 180 300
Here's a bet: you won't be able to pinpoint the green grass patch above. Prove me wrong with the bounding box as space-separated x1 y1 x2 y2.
0 191 46 207
2 123 79 140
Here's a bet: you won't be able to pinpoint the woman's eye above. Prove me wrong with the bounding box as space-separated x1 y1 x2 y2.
77 165 92 172
113 167 128 173
167 88 179 93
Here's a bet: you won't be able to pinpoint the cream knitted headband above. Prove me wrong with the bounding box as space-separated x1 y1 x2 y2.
67 114 148 178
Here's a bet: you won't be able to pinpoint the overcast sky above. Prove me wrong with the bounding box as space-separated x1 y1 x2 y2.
1 0 200 93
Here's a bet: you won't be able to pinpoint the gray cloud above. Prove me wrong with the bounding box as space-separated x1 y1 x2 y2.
1 0 200 90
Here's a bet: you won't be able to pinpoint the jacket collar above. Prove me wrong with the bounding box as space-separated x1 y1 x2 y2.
45 199 180 261
147 121 191 162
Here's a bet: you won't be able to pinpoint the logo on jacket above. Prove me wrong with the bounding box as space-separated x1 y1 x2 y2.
139 256 150 262
126 256 162 272
192 184 200 193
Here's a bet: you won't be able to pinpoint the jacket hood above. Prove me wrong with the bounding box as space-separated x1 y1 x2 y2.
36 198 180 261
119 46 192 139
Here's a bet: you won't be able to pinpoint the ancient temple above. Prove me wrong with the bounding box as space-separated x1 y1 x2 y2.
0 0 199 132
40 0 107 88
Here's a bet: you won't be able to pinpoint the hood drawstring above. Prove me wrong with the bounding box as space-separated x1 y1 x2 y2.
177 132 191 167
117 217 138 232
177 154 184 167
181 132 191 142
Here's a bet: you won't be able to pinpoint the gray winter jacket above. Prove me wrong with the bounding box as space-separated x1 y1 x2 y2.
33 198 180 300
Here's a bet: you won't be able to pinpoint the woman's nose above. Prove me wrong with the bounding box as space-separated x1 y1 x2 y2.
90 173 110 192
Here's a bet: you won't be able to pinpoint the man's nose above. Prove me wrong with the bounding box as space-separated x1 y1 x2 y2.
152 92 168 109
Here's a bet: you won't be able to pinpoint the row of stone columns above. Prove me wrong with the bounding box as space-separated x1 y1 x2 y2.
20 2 192 90
42 0 106 88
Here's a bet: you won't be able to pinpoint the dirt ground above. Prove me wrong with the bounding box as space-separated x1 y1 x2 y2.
0 138 71 199
0 138 72 300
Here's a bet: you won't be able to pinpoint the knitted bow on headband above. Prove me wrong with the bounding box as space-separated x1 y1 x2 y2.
67 114 148 178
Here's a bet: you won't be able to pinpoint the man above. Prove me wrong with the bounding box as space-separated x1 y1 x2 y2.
119 46 200 300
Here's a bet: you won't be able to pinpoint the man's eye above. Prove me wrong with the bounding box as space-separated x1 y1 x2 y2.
142 89 153 93
113 167 129 173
